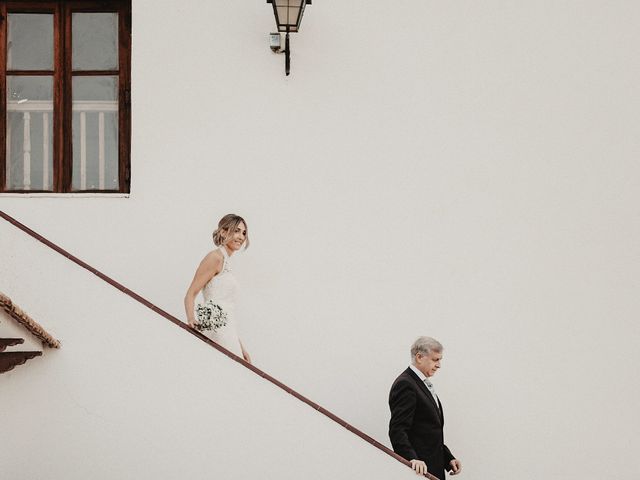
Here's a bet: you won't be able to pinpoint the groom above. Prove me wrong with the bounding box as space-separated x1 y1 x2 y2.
388 336 462 479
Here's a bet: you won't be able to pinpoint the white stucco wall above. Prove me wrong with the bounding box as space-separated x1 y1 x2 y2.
1 1 639 479
0 220 419 480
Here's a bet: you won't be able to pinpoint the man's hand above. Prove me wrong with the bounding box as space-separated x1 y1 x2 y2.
410 459 428 476
449 458 462 475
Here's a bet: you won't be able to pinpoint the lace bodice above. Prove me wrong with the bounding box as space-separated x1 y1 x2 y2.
202 247 238 313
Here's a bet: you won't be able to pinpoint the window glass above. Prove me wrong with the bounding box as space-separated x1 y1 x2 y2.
1 1 130 193
8 14 54 70
6 76 54 190
72 13 118 70
71 76 119 190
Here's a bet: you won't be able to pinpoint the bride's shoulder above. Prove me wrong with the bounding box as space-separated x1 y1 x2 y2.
200 249 224 268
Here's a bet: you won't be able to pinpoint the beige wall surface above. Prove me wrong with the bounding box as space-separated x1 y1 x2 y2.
1 1 639 479
0 221 417 480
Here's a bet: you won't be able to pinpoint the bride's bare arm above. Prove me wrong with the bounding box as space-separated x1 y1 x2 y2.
184 251 223 328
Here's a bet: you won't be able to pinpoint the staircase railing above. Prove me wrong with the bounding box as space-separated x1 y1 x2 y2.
0 210 439 480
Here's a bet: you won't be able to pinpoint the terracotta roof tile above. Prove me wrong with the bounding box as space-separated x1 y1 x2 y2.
0 292 61 348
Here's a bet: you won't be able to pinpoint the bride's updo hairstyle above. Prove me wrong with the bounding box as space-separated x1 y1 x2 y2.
212 214 250 249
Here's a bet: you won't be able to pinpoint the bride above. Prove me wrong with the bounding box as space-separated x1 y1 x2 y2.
184 214 251 363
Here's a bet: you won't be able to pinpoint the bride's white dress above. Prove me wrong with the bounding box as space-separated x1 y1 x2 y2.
201 247 243 356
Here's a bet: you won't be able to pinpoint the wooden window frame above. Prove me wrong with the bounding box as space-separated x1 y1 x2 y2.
0 0 131 193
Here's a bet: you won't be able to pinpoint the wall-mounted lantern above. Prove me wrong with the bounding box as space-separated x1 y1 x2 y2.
267 0 312 76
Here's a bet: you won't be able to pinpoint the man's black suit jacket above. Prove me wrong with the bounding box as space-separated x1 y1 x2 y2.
389 368 455 480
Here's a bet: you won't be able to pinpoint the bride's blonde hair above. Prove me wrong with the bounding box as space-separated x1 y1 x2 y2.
212 214 250 249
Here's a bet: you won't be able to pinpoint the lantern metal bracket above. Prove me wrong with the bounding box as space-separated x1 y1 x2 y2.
266 0 312 76
269 32 291 76
284 32 291 76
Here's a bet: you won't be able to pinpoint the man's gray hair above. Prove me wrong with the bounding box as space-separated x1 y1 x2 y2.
410 336 443 363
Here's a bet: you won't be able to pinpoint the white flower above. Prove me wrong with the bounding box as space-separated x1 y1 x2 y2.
195 301 228 332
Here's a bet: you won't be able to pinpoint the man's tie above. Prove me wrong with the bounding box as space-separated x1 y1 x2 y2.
424 378 439 404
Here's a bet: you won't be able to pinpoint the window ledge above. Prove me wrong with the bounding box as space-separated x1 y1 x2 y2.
0 193 130 198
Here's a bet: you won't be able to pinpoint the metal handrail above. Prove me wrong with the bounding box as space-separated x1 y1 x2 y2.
0 209 439 480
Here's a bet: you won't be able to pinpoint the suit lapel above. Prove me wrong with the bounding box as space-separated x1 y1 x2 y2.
405 368 443 424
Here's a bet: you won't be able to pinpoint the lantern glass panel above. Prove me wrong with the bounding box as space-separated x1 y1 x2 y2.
274 0 304 7
276 6 288 24
271 0 307 32
276 6 300 27
290 7 301 25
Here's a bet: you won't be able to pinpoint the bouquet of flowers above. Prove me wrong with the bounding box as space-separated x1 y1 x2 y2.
194 301 228 332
